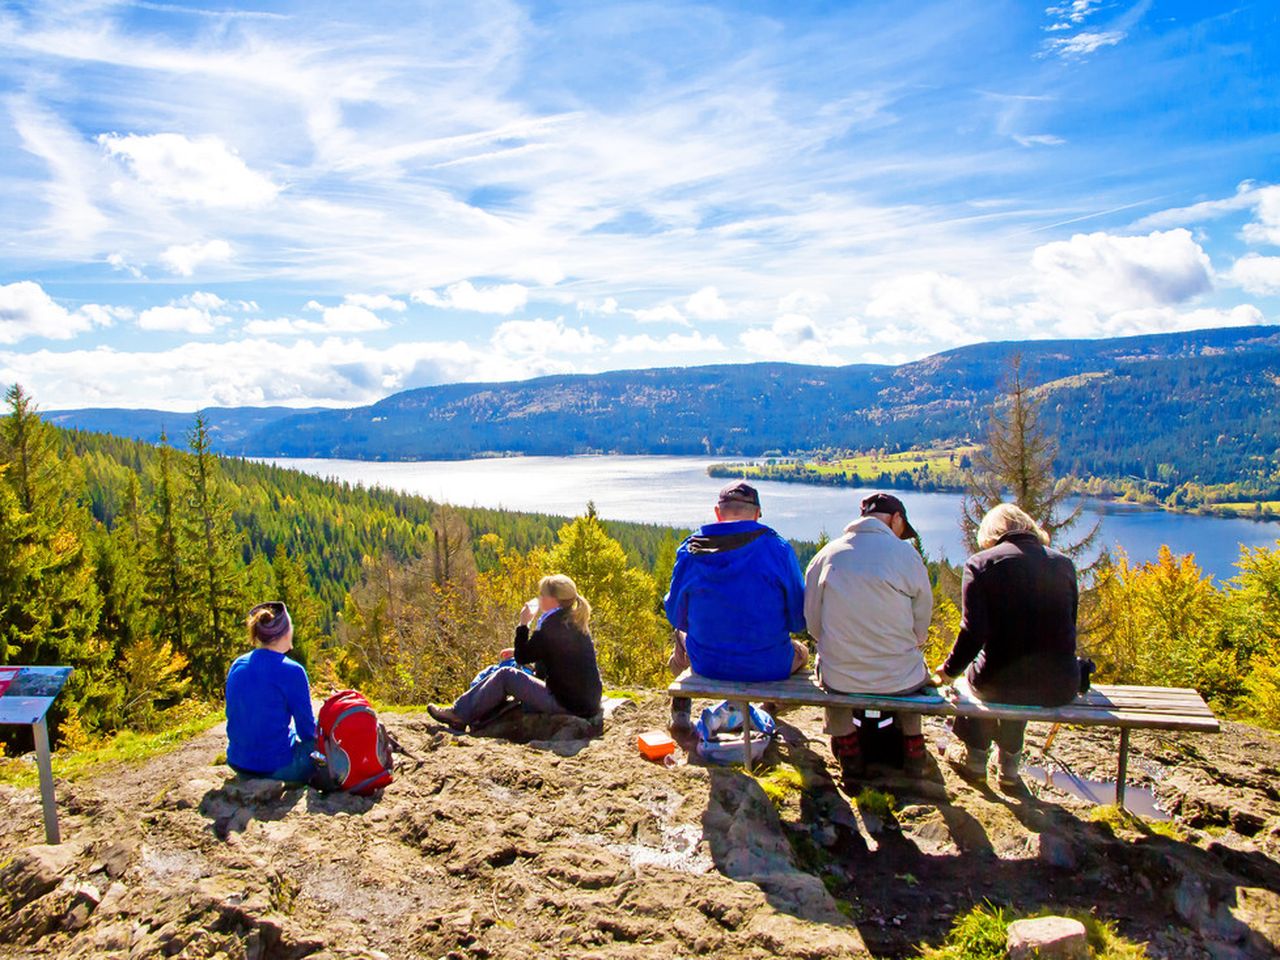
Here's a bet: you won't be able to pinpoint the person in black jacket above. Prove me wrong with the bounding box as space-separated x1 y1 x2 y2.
933 503 1080 789
428 574 603 730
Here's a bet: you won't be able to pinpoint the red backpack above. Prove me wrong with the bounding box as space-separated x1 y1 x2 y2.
316 690 394 795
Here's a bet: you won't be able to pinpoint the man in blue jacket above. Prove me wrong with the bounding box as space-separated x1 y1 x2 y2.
664 481 808 734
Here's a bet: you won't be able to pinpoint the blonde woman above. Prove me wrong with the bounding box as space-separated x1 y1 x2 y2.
934 503 1080 788
429 574 603 730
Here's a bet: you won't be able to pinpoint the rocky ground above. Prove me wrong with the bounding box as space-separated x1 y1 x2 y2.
1 695 1278 959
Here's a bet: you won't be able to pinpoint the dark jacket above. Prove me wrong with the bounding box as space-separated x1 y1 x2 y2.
942 532 1080 706
664 519 806 682
513 608 603 718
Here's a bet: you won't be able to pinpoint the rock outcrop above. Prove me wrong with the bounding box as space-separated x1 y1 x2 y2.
0 701 1277 958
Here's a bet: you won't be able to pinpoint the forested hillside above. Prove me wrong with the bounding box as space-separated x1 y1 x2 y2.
3 381 1280 759
49 326 1280 495
0 386 693 746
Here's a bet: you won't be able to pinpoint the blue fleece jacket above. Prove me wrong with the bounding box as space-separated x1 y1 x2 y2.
664 519 807 682
225 648 316 775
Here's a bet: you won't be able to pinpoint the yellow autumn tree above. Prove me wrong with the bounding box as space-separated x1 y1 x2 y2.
545 508 668 687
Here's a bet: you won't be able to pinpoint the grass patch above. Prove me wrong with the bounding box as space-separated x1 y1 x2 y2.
603 688 644 702
918 903 1149 959
0 703 224 788
1087 804 1186 842
754 763 805 805
855 786 897 819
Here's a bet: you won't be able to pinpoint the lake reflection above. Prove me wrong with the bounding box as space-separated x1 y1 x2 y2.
269 455 1279 581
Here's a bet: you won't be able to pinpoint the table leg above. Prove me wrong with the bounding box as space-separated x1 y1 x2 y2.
1116 727 1130 811
739 701 753 774
33 718 60 845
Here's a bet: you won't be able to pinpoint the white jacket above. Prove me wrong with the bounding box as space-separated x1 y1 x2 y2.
804 516 933 694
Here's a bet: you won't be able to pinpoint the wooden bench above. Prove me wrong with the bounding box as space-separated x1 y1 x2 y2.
668 670 1219 809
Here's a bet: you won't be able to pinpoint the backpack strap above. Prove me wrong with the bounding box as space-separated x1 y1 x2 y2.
328 704 375 738
347 768 393 794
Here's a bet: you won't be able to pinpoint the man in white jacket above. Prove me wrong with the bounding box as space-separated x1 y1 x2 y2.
804 493 933 781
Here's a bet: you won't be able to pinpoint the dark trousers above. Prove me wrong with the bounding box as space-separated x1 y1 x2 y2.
954 716 1025 755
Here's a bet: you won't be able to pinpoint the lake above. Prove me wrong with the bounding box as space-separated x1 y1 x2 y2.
270 455 1280 581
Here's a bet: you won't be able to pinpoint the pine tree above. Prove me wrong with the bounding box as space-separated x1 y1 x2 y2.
0 385 108 729
547 510 667 685
181 416 245 694
961 357 1099 561
271 549 323 668
143 432 197 672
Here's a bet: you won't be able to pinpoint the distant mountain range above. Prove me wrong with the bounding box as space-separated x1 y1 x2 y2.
47 325 1280 488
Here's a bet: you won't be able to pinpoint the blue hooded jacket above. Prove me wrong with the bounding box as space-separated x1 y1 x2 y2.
664 519 806 682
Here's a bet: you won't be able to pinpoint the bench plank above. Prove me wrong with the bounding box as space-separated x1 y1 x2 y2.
667 671 1220 733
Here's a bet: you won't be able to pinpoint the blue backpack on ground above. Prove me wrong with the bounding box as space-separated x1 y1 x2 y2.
695 700 776 764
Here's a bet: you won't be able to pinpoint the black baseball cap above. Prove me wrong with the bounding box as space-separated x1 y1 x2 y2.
717 480 761 509
860 492 917 540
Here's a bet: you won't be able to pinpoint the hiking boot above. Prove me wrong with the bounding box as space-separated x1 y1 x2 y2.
944 742 988 783
903 734 928 778
427 704 467 731
669 698 694 738
831 731 865 784
997 749 1023 790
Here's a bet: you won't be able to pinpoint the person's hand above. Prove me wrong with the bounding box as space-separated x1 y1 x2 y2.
930 666 954 687
499 647 515 660
518 602 535 627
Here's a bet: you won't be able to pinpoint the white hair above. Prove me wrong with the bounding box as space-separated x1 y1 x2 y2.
977 503 1049 550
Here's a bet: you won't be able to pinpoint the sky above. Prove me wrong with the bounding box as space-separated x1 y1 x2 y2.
1 0 1278 411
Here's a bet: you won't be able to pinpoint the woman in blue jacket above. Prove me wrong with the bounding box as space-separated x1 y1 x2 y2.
225 601 317 784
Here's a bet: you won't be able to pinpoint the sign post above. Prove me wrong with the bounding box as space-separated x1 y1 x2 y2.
0 666 73 844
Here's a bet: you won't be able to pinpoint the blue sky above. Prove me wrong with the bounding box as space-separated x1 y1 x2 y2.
1 0 1277 410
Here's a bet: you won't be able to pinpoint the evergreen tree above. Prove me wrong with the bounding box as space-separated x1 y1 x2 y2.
547 510 667 686
271 549 323 668
143 432 196 670
961 357 1099 561
181 416 245 694
0 385 108 728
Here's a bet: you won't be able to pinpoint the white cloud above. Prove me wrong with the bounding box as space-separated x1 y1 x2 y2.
106 253 144 278
1045 31 1126 59
1131 181 1262 231
865 272 992 345
344 293 407 313
180 291 227 310
0 281 115 344
685 286 730 321
488 317 603 360
612 331 725 354
248 302 390 336
1095 304 1265 338
99 132 279 208
412 280 529 315
0 332 590 411
1226 254 1280 295
1031 229 1213 314
778 289 830 315
626 304 687 325
159 240 233 277
1045 1 1101 28
1242 186 1280 246
740 314 841 365
137 304 231 334
1013 134 1066 147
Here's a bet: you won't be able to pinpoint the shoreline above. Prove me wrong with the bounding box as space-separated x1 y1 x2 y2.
706 463 1280 526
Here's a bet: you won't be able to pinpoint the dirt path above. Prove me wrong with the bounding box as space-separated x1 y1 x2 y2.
2 696 1278 958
